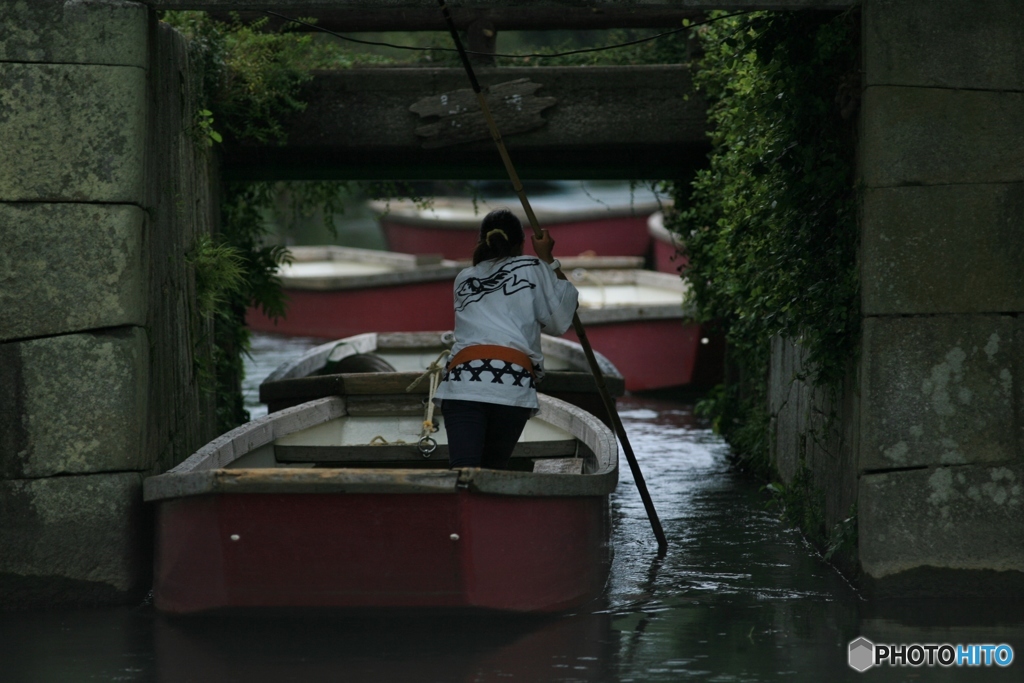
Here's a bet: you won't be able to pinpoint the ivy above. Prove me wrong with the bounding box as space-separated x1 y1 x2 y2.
670 11 860 474
161 12 443 431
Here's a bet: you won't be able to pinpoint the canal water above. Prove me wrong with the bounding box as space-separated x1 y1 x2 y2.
2 332 1021 682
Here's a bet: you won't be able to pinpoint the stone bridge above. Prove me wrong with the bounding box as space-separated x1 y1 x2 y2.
1 0 1022 607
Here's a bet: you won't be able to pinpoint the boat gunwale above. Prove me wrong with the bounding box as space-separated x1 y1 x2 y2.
143 395 618 503
647 209 681 247
278 261 464 291
567 268 697 323
286 244 445 268
260 331 623 388
370 196 665 230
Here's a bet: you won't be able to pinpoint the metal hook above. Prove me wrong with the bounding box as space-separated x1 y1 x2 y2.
418 436 437 457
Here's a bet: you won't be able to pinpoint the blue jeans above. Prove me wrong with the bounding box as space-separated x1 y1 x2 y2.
441 400 532 469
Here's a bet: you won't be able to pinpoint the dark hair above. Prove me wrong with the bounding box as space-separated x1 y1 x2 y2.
472 209 525 265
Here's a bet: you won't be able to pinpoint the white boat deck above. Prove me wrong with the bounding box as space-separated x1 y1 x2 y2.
279 261 396 278
565 269 695 323
577 284 684 308
273 414 574 450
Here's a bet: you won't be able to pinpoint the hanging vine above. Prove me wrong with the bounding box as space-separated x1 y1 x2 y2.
666 11 860 480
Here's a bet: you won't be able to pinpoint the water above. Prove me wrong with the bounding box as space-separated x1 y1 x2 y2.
3 333 1021 682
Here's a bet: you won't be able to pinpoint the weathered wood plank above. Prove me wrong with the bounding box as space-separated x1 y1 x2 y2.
275 438 577 462
532 457 585 474
344 394 431 416
220 65 709 180
259 372 429 406
209 8 707 32
410 79 557 149
147 1 858 12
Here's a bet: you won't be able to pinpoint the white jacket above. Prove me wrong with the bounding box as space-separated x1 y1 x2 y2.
433 256 579 410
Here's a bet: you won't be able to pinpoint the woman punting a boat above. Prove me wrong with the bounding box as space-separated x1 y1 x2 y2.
433 209 579 469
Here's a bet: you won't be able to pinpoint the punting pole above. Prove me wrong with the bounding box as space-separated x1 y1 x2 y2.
437 0 667 554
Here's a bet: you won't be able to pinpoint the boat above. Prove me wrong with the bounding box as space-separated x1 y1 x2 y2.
560 268 722 391
143 384 618 615
246 245 644 339
245 245 463 339
372 181 667 261
647 210 688 275
258 330 626 425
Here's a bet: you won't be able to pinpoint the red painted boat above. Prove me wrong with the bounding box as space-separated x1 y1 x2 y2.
373 181 667 260
246 245 643 339
562 268 722 391
143 386 618 615
245 245 462 339
257 330 626 426
648 210 688 275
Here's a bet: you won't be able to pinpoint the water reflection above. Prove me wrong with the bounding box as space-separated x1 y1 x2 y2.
154 611 614 683
1 333 1021 682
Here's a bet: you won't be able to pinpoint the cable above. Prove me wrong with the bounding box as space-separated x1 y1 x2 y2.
264 10 757 60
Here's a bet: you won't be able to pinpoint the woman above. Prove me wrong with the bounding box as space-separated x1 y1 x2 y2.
433 208 579 469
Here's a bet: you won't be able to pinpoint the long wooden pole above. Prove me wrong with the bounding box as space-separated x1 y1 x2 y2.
437 0 667 554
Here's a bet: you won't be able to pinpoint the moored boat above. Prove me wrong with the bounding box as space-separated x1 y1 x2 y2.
372 181 666 260
258 330 625 425
245 245 462 339
144 387 618 615
561 268 721 391
647 210 688 275
246 245 644 339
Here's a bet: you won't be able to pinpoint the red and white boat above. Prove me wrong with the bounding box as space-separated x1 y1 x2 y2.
256 330 625 426
143 386 617 615
647 210 688 275
246 245 643 340
372 181 667 261
562 268 721 391
245 245 462 339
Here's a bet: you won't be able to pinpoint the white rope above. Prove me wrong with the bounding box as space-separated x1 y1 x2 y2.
406 349 450 444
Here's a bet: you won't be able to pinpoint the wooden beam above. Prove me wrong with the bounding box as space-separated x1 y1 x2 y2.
210 8 707 32
221 65 709 181
147 1 859 13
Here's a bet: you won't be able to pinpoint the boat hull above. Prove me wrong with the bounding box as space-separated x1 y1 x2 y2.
381 215 653 261
246 280 456 338
154 490 609 615
564 318 706 392
651 232 687 275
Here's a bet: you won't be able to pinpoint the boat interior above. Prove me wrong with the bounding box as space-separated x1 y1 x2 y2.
228 394 597 476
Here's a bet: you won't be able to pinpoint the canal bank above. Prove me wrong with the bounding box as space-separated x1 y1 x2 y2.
0 335 1020 680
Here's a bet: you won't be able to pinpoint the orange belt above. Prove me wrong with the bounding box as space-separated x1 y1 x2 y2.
447 344 535 377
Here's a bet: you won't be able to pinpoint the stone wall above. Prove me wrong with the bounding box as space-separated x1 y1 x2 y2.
769 0 1023 597
768 336 859 571
0 1 218 608
856 0 1022 596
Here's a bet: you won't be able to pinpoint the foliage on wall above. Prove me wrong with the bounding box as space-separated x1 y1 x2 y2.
666 10 860 478
160 13 336 430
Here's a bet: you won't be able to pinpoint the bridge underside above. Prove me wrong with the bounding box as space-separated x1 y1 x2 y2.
222 66 709 180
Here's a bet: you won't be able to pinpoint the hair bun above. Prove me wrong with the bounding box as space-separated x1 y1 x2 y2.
485 228 508 246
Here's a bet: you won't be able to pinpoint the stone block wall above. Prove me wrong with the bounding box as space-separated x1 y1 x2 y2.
0 1 218 608
768 336 858 566
855 0 1024 596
